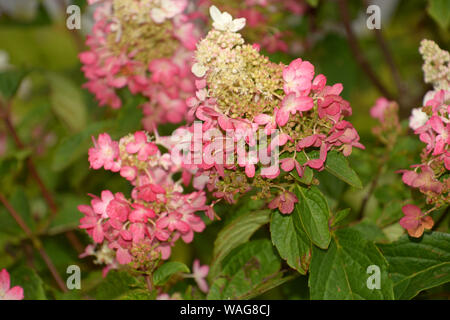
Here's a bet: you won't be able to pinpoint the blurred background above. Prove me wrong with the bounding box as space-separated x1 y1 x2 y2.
0 0 448 299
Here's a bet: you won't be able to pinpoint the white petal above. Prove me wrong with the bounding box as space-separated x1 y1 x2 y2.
221 12 233 24
150 8 166 24
230 18 246 32
191 63 208 77
212 21 226 31
209 5 222 23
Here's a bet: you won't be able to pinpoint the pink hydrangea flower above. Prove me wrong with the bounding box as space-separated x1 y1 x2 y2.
88 133 120 172
327 121 365 156
178 7 364 214
276 94 314 126
148 58 179 87
192 259 209 293
125 131 158 161
428 116 449 156
399 204 434 238
0 269 24 300
370 97 391 122
399 165 443 195
268 191 299 214
80 0 200 130
79 131 215 269
283 58 314 96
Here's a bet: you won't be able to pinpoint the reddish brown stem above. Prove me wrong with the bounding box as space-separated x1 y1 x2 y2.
337 0 395 100
3 115 58 215
1 103 84 254
0 192 68 292
374 28 405 97
145 275 153 292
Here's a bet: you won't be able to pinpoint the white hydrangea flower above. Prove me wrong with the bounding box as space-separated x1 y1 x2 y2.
422 90 436 106
409 108 429 130
191 63 208 77
150 0 187 24
209 5 246 33
150 7 166 24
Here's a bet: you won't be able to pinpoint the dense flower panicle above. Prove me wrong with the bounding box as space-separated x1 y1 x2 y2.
181 6 363 213
79 131 215 273
80 0 201 130
198 0 309 54
399 97 450 207
419 39 450 91
0 269 24 300
397 40 449 236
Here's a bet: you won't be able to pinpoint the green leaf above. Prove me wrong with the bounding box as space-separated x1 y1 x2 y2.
0 69 28 100
350 221 388 242
207 239 282 299
270 211 311 274
427 0 450 30
309 228 394 300
90 270 137 300
10 266 46 300
233 273 297 300
378 232 450 300
122 289 157 300
325 151 362 189
48 73 87 132
294 185 331 249
114 91 146 136
153 261 190 286
331 208 351 227
48 194 84 234
210 208 271 279
0 188 34 237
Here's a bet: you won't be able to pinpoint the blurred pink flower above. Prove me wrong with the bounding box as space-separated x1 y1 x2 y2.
0 269 24 300
192 259 209 293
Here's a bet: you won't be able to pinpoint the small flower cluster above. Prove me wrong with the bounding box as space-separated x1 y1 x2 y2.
419 39 449 91
80 0 201 130
0 269 23 300
399 40 449 237
78 131 214 273
370 97 402 146
182 6 363 214
199 0 309 54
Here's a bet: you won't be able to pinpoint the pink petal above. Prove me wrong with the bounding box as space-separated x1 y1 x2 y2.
0 269 10 293
116 247 132 265
3 286 24 300
402 204 422 218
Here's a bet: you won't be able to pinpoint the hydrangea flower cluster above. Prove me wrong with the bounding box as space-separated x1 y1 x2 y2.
199 0 309 54
370 97 401 146
80 0 201 130
78 131 214 273
399 40 449 237
180 6 363 214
